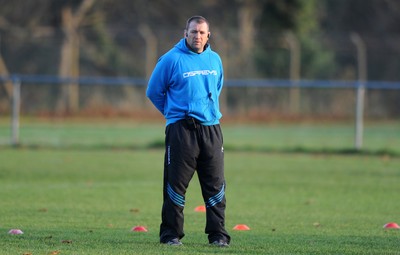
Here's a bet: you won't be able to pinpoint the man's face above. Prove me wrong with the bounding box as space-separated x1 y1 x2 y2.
185 21 210 53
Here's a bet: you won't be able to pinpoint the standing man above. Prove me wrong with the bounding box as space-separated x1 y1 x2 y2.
146 16 230 247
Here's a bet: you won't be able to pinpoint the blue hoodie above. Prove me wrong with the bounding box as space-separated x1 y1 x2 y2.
146 38 223 126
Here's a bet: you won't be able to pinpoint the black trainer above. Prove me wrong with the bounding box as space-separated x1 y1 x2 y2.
163 238 182 246
210 240 229 247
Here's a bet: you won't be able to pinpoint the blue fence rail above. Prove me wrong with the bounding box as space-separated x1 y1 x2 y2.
1 74 399 147
1 74 400 89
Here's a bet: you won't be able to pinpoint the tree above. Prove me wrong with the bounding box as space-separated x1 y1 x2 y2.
55 0 95 113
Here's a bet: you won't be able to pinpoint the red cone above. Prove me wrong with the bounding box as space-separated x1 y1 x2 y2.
131 226 148 232
194 205 206 212
233 224 250 231
383 222 400 229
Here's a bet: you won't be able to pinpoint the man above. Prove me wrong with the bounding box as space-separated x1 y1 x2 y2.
146 16 230 247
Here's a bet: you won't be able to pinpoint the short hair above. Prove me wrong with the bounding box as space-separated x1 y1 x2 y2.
185 16 210 31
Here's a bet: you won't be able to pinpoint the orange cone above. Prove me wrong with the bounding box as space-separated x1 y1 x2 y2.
233 224 250 231
383 222 400 229
194 205 206 212
131 226 148 232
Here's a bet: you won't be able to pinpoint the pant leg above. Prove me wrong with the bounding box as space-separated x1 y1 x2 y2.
160 121 199 242
196 124 231 244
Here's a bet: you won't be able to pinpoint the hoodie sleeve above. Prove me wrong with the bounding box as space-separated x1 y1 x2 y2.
146 56 170 115
217 55 224 95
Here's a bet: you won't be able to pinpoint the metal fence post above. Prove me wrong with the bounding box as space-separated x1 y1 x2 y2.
354 82 365 149
11 77 21 146
351 33 367 150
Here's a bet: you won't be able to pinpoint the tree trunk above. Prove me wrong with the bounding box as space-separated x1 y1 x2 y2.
237 1 261 77
237 1 262 114
56 0 95 114
138 23 157 109
0 52 13 101
57 5 78 113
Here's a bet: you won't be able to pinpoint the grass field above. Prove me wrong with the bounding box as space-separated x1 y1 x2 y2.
0 119 400 254
0 118 399 155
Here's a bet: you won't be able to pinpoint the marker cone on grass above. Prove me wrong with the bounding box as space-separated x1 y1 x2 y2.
383 222 400 229
8 229 23 235
194 205 206 212
131 226 148 232
233 224 250 231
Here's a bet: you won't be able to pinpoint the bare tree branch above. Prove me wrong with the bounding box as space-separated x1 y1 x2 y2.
74 0 96 27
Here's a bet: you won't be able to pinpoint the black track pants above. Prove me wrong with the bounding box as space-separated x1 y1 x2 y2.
159 119 231 244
